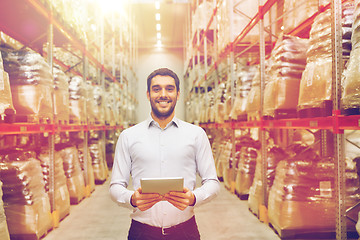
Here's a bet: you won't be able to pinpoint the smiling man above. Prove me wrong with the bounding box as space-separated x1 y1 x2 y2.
110 68 220 240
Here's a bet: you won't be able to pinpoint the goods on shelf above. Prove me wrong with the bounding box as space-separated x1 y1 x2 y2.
268 154 360 236
53 66 70 124
89 138 108 184
69 76 86 124
1 49 54 123
0 181 10 240
298 3 353 117
85 82 96 124
245 68 262 121
49 0 87 42
229 64 256 120
283 0 320 33
248 144 288 216
191 1 215 42
104 82 116 126
38 150 71 221
342 0 360 115
0 158 52 238
214 137 232 187
92 85 105 124
0 52 15 120
217 0 266 54
58 146 86 204
234 136 260 197
77 144 96 194
263 35 308 119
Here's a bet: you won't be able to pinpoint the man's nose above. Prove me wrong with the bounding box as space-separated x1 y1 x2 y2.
160 88 167 96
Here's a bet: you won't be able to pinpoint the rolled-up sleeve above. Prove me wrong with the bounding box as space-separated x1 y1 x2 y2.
109 130 135 210
192 129 220 206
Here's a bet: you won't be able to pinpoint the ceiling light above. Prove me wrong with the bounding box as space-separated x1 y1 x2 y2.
155 13 160 21
157 40 162 47
157 32 161 39
156 23 161 31
155 1 160 9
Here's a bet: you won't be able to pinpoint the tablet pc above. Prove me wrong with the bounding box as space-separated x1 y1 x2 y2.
140 177 184 195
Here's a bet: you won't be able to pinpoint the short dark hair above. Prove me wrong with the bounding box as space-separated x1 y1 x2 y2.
147 68 180 93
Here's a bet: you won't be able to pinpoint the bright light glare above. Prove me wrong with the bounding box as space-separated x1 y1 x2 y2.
157 40 162 47
157 32 161 39
156 24 161 31
155 1 160 9
97 0 124 13
155 13 161 21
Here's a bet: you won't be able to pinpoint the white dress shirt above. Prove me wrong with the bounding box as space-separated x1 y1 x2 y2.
109 116 220 228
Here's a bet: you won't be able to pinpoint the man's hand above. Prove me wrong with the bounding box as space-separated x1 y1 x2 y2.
164 187 196 211
131 188 163 211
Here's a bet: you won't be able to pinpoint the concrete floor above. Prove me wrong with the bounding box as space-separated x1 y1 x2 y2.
43 178 280 240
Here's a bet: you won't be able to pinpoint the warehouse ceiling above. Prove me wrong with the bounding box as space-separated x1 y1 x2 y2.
131 1 189 49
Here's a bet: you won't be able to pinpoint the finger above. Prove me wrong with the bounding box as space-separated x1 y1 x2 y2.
139 193 161 199
166 198 187 211
164 195 189 206
137 198 162 211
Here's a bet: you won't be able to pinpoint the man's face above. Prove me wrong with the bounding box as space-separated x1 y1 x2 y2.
147 75 179 119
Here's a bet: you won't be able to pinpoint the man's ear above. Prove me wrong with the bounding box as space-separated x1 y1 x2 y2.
147 91 150 101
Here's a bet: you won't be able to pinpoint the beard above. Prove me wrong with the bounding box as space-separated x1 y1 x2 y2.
150 97 177 119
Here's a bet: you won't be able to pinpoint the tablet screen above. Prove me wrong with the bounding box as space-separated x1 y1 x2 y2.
140 177 184 195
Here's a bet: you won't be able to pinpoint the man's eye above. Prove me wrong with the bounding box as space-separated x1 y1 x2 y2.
167 87 175 91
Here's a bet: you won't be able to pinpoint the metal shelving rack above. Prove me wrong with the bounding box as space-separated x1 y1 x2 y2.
0 0 137 229
186 0 358 239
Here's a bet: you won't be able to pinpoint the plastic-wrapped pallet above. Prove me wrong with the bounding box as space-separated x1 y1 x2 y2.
214 138 228 181
229 64 256 121
248 145 288 216
298 3 354 117
77 144 96 194
1 49 54 123
0 51 15 120
58 146 86 204
89 139 108 184
69 76 86 124
215 138 232 188
0 180 10 240
38 150 70 221
283 0 319 33
234 136 260 197
104 82 116 126
0 158 52 239
245 68 262 121
92 85 105 124
268 155 360 237
263 35 308 119
342 0 360 115
53 67 70 124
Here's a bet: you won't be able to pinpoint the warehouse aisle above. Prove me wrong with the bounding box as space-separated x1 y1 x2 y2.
43 177 280 240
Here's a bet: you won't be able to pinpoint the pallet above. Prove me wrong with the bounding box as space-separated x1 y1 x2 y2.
235 191 249 200
298 100 332 118
237 114 248 122
274 109 298 119
54 118 69 125
269 223 359 239
10 228 51 240
247 112 261 122
8 114 53 124
342 107 360 116
0 108 15 123
70 196 84 205
69 119 86 125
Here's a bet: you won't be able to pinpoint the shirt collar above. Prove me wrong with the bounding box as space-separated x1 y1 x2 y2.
147 115 179 129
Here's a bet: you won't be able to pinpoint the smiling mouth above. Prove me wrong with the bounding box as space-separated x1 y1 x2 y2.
157 100 171 107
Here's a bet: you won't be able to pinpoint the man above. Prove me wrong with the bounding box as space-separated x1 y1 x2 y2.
110 68 220 240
